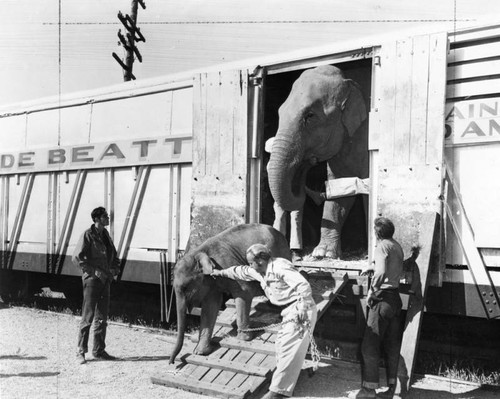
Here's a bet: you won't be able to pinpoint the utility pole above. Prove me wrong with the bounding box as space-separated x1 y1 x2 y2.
112 0 146 81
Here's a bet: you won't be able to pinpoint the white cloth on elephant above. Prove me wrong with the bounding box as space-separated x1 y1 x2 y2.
218 258 317 396
325 177 370 199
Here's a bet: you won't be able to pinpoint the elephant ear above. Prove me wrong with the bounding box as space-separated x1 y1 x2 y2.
195 252 215 275
341 80 367 137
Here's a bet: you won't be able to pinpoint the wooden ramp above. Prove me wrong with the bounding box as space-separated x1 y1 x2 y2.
152 272 348 399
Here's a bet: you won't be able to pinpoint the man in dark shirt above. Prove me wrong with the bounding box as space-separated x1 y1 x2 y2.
73 207 120 364
356 217 404 399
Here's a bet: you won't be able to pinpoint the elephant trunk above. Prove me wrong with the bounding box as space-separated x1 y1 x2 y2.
267 135 309 211
169 288 186 364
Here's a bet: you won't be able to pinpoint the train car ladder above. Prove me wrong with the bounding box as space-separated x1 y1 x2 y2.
444 161 500 318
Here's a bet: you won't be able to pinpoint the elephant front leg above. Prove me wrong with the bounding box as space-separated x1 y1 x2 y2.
235 293 253 342
194 290 222 356
312 196 356 259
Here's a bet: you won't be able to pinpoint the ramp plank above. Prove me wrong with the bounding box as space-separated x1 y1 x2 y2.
185 353 271 377
225 351 260 389
219 336 275 355
151 373 248 399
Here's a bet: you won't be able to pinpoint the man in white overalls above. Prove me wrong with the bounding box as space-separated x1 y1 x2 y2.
211 244 317 399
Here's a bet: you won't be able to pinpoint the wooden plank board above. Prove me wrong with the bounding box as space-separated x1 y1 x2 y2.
192 73 207 176
446 78 500 99
448 59 500 81
205 72 221 176
185 354 271 377
378 42 397 165
232 352 271 396
393 38 414 166
449 41 500 63
219 336 275 355
449 26 500 43
225 351 261 390
396 212 437 396
409 34 430 166
202 348 238 384
211 348 243 386
378 39 397 165
151 373 248 399
426 32 447 165
199 347 231 384
368 47 382 151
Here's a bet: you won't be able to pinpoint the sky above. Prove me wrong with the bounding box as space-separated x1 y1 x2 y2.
1 0 499 107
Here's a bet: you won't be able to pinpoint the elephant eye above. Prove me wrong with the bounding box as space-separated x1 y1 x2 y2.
303 111 315 124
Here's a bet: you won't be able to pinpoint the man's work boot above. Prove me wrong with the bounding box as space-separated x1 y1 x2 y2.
377 385 395 399
76 353 86 365
261 391 286 399
93 351 116 360
355 387 376 398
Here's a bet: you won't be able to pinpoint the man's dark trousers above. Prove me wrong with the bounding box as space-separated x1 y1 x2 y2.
361 290 402 388
77 277 110 356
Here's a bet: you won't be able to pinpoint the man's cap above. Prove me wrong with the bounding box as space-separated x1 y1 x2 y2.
246 243 271 259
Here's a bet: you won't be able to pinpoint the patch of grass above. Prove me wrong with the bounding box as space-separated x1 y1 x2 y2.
416 353 500 386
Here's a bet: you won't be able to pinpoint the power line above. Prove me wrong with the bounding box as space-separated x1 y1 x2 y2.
42 18 474 25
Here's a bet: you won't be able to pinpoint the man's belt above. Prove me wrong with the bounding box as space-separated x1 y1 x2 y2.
276 299 298 310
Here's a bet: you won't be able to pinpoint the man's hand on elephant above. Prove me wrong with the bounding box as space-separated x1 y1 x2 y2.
210 269 221 278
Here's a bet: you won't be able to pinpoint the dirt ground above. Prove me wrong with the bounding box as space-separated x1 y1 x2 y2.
0 305 498 399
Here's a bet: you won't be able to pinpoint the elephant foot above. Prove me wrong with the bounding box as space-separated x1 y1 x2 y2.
312 242 342 259
194 342 215 356
237 330 254 341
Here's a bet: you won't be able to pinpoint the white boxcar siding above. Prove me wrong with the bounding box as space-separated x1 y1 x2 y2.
0 85 193 284
444 26 500 287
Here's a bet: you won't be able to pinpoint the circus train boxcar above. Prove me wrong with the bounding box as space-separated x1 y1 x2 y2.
0 21 499 324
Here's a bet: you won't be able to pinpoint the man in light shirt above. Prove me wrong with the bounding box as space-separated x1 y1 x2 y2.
211 243 317 399
355 217 404 399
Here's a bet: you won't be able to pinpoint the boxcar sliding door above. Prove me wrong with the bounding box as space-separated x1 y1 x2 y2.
369 32 448 393
190 70 250 248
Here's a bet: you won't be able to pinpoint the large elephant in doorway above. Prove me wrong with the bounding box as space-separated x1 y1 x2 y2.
169 223 291 364
267 65 368 259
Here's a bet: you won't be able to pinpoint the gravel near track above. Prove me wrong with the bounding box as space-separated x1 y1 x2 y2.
0 305 498 399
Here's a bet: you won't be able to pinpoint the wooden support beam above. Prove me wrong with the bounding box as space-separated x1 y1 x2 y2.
316 272 349 319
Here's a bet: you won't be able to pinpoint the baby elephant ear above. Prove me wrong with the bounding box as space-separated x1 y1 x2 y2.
341 80 367 137
195 252 215 275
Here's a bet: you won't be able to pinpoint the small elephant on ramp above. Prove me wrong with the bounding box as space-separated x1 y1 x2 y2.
169 223 291 364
